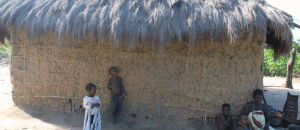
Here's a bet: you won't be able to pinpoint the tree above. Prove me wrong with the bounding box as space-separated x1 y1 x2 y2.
284 48 296 89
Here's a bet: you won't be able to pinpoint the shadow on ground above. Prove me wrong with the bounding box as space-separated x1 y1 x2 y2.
13 104 217 130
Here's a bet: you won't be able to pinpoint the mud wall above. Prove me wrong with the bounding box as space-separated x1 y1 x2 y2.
10 29 265 120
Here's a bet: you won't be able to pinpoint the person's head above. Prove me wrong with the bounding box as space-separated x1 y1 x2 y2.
109 66 118 77
252 89 263 104
238 113 248 126
86 83 96 97
222 103 231 116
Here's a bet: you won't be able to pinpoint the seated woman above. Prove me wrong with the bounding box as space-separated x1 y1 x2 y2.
243 89 274 130
217 103 236 130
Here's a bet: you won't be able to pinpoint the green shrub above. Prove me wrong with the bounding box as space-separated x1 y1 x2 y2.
0 39 11 61
263 41 300 77
0 39 11 51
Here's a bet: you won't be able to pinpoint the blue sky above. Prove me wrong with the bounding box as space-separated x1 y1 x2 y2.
265 0 300 42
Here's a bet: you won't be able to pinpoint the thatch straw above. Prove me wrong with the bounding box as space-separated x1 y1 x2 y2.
0 25 10 44
0 0 297 56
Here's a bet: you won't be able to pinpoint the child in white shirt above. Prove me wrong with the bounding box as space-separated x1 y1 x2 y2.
83 83 101 130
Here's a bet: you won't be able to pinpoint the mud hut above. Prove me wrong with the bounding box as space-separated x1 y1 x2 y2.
0 0 298 121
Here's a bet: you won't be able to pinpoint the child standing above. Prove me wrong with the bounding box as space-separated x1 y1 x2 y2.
107 67 126 123
83 83 101 130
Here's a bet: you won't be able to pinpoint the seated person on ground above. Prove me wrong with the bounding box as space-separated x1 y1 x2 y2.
273 110 300 130
235 113 249 130
217 103 236 130
243 89 274 130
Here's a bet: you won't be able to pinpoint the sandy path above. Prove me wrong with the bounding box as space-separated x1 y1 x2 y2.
263 76 300 89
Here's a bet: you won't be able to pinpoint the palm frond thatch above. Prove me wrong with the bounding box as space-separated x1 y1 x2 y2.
0 0 296 56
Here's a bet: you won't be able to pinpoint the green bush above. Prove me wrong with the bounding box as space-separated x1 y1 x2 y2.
0 39 11 61
263 41 300 77
0 39 11 51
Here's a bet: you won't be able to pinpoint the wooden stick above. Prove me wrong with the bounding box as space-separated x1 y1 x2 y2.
71 98 75 112
96 85 105 88
165 104 215 113
119 94 127 99
292 22 300 29
205 113 207 125
33 96 80 99
263 85 283 87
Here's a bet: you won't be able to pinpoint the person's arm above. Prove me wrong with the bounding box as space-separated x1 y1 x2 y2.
282 116 300 125
231 116 238 130
97 96 101 105
93 96 101 108
83 98 92 110
84 99 100 109
217 115 226 130
228 115 236 129
107 79 112 91
243 104 249 115
273 111 300 126
226 115 232 123
263 105 270 130
219 114 232 128
91 103 100 108
224 115 233 128
119 77 126 95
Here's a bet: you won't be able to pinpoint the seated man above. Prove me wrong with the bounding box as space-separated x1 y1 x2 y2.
217 103 236 130
243 89 274 130
273 110 300 130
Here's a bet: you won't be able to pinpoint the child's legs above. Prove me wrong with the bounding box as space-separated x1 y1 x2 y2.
110 95 118 119
115 98 123 119
90 115 94 124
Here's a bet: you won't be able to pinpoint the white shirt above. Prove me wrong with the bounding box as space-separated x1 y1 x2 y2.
83 95 101 115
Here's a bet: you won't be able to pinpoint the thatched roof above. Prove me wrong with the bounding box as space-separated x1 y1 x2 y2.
0 0 298 56
0 25 9 44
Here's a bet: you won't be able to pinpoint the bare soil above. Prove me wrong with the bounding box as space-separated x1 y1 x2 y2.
1 58 300 129
263 76 300 130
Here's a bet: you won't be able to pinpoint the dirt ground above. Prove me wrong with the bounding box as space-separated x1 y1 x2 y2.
1 59 300 130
